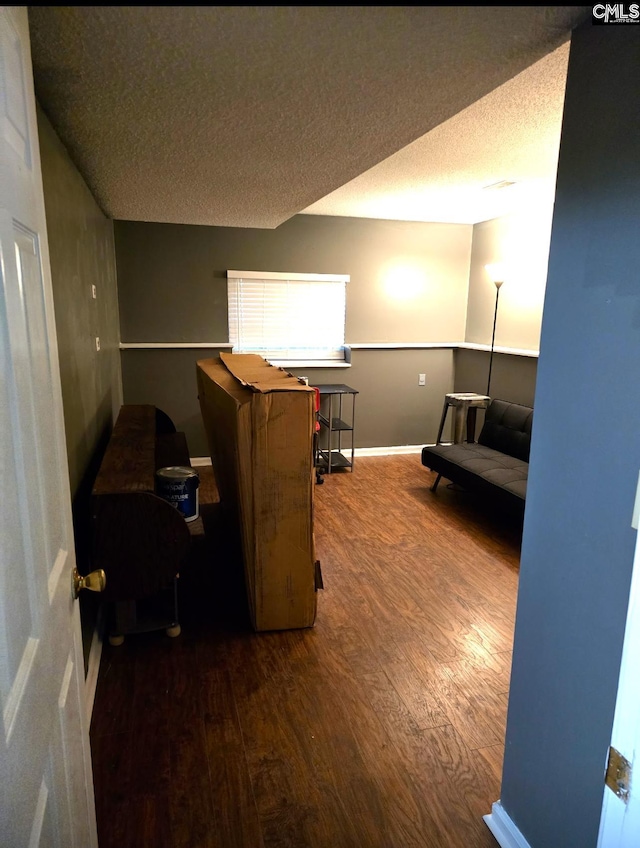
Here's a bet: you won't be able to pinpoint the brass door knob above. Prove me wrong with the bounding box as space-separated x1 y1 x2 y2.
72 567 106 600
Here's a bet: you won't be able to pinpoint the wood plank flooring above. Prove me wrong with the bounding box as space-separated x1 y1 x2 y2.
90 454 521 848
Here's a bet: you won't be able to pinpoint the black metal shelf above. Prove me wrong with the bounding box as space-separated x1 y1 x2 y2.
315 384 358 474
318 414 353 432
318 450 352 469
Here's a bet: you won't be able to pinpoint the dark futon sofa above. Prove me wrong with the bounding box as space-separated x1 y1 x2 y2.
421 399 533 516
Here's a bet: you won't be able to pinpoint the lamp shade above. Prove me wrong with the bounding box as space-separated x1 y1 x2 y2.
485 263 505 288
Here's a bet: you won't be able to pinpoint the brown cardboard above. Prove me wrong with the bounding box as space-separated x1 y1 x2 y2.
196 353 317 631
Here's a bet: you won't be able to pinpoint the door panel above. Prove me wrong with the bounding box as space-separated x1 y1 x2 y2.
0 7 98 845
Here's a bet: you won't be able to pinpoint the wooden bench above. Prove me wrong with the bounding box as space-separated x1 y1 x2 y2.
91 405 195 645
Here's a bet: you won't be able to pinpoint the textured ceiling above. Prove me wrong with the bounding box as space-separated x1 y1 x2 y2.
27 6 592 229
303 42 570 224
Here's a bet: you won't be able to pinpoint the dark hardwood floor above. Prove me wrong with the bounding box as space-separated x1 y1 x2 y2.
90 454 521 848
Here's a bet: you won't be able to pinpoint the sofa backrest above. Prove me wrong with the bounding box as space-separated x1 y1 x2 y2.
478 399 533 462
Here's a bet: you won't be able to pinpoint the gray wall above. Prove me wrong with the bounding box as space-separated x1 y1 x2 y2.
289 348 454 449
119 346 230 455
38 106 122 668
120 347 454 456
500 23 640 848
115 215 471 454
466 212 553 352
39 106 122 498
454 349 537 408
454 348 538 435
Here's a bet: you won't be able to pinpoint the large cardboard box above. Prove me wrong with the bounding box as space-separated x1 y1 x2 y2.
196 353 319 631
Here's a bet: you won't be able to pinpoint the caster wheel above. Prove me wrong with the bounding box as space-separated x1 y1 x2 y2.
166 624 181 638
109 634 125 647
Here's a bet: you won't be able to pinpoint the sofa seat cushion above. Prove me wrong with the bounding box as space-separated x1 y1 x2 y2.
421 442 529 501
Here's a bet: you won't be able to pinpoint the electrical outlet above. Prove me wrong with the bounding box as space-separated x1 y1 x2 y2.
91 284 97 299
418 373 426 386
95 337 100 352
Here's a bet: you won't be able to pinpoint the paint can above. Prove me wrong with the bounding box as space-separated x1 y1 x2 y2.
155 466 200 523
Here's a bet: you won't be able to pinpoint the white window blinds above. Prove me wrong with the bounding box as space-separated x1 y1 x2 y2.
227 270 348 361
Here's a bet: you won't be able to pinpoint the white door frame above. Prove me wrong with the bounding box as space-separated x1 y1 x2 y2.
597 471 640 847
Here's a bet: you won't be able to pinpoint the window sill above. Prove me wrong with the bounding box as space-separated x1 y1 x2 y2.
268 360 351 368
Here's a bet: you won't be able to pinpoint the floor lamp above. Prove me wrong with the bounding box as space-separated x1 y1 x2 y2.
484 264 504 397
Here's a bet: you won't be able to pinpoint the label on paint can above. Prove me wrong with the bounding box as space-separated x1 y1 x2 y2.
155 466 200 523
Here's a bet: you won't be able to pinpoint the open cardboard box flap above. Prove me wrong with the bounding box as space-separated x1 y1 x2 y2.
220 352 313 393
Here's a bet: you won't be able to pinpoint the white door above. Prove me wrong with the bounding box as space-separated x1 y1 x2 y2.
0 7 98 847
597 473 640 848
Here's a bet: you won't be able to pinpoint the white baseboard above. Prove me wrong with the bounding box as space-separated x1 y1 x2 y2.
85 604 105 725
191 456 213 467
192 447 425 464
484 801 532 848
354 445 425 457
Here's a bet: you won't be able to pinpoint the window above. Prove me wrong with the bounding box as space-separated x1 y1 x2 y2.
227 270 348 364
